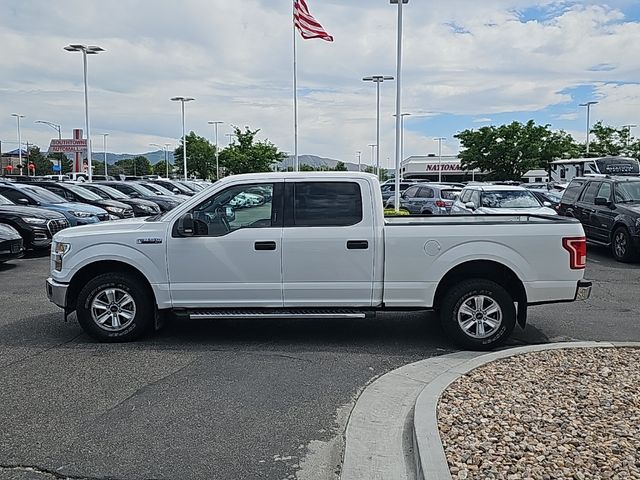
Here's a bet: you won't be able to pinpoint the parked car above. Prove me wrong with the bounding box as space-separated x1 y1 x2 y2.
385 183 461 214
452 185 557 216
137 182 190 200
47 172 590 349
380 182 417 202
531 190 563 210
0 224 23 263
81 184 161 217
557 175 640 262
0 183 107 225
98 181 184 212
0 194 69 249
30 182 134 220
146 179 196 196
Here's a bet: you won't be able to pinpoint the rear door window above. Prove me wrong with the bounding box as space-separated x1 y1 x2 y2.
561 180 586 204
417 187 434 198
290 182 362 227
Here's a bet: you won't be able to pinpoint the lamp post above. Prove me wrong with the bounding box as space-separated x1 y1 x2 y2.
150 143 171 178
170 96 194 180
11 114 25 175
393 113 411 174
435 137 446 182
64 44 104 182
208 121 224 179
100 133 109 177
356 151 362 171
226 133 235 146
622 124 637 149
35 120 64 174
579 101 598 156
368 144 376 174
391 0 408 212
363 75 394 178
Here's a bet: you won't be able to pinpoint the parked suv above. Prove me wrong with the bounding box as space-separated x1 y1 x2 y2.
557 176 640 262
452 185 557 216
385 183 461 214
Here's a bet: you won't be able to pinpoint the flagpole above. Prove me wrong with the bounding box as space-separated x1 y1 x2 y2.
293 0 299 172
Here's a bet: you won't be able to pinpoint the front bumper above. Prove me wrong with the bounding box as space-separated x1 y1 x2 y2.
46 277 68 308
575 280 592 301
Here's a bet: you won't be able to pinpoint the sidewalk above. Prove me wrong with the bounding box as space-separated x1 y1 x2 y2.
340 341 640 480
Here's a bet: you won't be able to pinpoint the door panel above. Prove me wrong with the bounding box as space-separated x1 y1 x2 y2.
281 180 375 307
167 182 283 308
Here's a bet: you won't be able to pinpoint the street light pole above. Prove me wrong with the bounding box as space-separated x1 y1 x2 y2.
65 44 104 182
102 133 109 177
579 101 598 156
435 137 446 183
208 121 224 179
622 124 637 150
363 75 394 179
11 114 24 175
356 151 362 171
391 0 408 212
368 144 376 174
393 113 411 175
171 96 194 180
35 120 63 173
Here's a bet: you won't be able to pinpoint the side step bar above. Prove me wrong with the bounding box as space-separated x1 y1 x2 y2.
188 309 368 320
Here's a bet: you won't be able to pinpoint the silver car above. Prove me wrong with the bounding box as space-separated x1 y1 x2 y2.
385 184 461 214
452 185 557 215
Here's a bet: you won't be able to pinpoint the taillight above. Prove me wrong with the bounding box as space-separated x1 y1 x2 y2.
435 200 446 208
563 237 587 269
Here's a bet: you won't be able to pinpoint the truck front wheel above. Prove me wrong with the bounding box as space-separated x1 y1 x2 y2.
76 273 153 342
439 279 516 350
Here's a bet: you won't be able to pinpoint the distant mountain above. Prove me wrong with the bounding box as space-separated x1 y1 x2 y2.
277 154 373 172
91 151 168 165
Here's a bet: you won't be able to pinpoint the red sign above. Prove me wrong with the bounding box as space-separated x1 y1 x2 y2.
48 139 87 153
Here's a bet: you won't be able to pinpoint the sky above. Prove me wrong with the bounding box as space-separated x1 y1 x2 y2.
1 0 639 169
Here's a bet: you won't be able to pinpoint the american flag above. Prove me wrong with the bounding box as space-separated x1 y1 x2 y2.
294 0 334 42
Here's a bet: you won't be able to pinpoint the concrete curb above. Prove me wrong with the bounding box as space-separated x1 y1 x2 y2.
412 341 640 480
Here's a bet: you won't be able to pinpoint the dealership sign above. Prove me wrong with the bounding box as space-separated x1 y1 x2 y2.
425 163 463 173
48 139 87 153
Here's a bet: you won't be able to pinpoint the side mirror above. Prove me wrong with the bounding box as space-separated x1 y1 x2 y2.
543 201 552 207
173 188 180 194
465 201 476 210
16 198 30 206
130 192 140 198
178 213 194 236
594 197 609 206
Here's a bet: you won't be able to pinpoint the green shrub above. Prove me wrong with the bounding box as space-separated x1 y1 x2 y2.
384 208 410 216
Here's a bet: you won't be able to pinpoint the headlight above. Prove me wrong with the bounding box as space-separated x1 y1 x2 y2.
71 211 93 218
139 205 154 212
23 217 47 225
105 206 124 214
53 241 70 271
636 218 640 228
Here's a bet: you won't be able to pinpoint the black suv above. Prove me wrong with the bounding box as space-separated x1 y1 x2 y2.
557 176 640 262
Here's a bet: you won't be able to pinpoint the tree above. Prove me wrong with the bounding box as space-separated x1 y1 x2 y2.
153 160 173 177
47 152 73 174
364 166 389 181
455 120 579 181
27 146 54 175
334 161 348 171
219 126 285 175
586 122 639 158
113 156 152 176
174 132 215 179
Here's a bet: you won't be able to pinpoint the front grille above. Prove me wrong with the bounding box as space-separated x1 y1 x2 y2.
47 218 70 236
98 213 109 221
123 209 135 218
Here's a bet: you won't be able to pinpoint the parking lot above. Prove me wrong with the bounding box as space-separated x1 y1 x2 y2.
0 247 639 480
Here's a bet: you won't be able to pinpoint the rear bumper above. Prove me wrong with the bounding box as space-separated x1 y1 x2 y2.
46 277 68 308
527 280 592 306
575 280 592 301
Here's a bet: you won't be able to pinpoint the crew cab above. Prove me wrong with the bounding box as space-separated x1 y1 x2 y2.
46 173 591 349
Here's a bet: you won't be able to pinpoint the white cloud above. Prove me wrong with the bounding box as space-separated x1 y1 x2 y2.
473 118 493 123
0 0 639 164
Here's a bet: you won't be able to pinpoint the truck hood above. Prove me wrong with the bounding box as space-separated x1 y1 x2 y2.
477 206 558 216
55 217 149 240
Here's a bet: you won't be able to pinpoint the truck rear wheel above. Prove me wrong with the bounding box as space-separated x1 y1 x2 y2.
439 279 515 350
76 273 153 342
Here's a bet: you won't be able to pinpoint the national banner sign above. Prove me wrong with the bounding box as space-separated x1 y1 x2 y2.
49 139 87 153
294 0 333 41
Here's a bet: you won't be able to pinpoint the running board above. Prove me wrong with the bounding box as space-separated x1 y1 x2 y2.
187 309 368 320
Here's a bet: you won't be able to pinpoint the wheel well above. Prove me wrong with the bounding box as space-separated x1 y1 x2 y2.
611 223 629 240
66 261 155 311
433 260 527 311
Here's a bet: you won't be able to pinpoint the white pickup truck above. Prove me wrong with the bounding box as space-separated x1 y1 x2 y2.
46 173 591 349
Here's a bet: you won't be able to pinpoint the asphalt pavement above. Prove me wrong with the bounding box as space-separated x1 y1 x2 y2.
0 247 638 480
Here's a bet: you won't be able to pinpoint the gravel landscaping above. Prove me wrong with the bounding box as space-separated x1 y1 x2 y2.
437 347 640 480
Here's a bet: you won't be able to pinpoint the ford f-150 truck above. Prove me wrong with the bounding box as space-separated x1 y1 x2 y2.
46 173 592 349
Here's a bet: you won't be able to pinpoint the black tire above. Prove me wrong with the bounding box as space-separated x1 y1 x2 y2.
439 279 516 350
611 226 637 263
76 272 154 342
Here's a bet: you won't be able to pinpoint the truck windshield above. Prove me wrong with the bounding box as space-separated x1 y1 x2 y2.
615 182 640 203
481 190 541 208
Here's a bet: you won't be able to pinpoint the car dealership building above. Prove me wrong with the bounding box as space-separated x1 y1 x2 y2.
400 154 484 182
